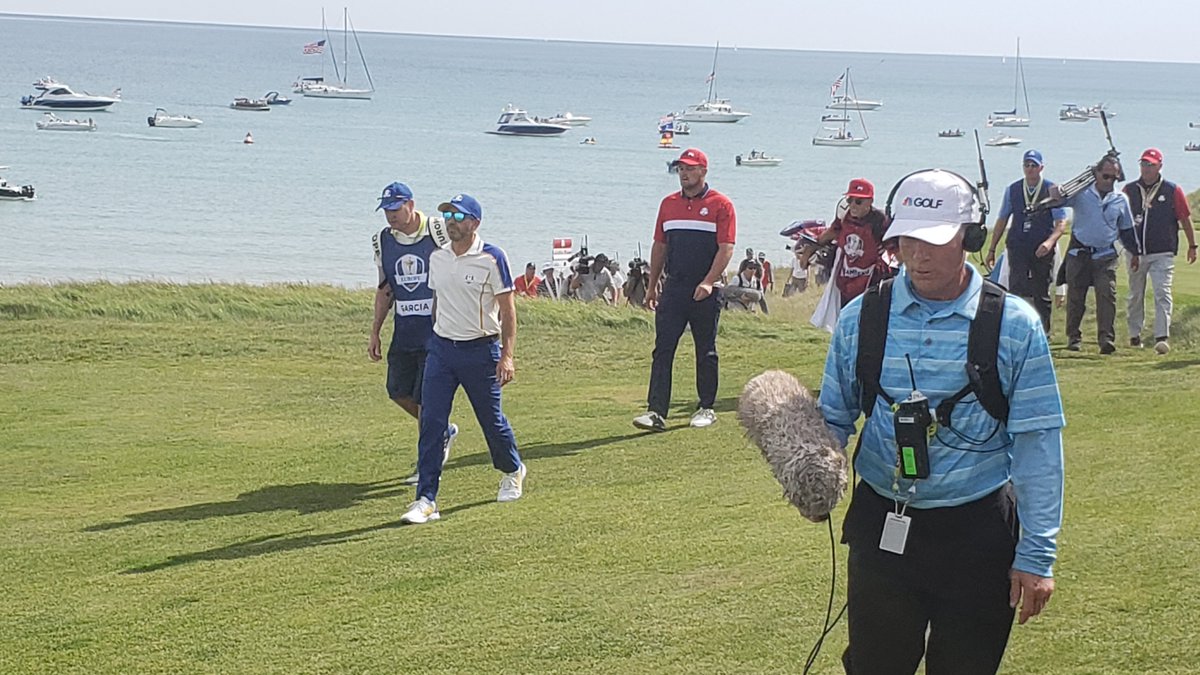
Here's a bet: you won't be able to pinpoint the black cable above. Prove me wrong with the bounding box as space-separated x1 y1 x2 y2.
803 515 848 674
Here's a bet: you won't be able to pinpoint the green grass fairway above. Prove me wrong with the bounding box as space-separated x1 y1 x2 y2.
1 269 1198 673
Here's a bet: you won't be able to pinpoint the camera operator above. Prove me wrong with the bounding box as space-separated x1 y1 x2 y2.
624 258 651 307
570 252 617 303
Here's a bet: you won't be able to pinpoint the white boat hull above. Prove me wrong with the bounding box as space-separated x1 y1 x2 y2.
149 115 202 128
303 87 373 100
36 118 96 131
986 138 1022 147
677 110 750 123
826 102 882 111
738 159 783 166
988 117 1030 127
812 137 865 147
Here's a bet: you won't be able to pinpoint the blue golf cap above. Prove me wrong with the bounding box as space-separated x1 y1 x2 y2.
437 193 483 221
376 182 413 211
1022 150 1044 166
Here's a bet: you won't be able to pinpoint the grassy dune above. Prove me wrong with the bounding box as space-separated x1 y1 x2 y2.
1 267 1197 673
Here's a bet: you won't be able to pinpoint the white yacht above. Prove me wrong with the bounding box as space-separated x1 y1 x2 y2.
812 128 866 147
301 8 375 100
485 105 570 136
826 96 882 111
303 83 372 100
987 39 1031 127
35 113 97 131
147 108 203 128
676 42 751 123
20 84 120 111
1059 104 1090 123
230 98 270 111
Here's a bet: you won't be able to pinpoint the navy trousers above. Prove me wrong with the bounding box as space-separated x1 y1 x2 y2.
416 335 521 503
646 284 721 416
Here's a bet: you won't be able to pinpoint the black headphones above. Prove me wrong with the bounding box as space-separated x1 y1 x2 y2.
884 169 990 253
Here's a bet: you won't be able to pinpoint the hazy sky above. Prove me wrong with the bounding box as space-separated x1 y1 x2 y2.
3 1 1194 63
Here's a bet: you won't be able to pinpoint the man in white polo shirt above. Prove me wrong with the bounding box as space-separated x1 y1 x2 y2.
400 193 526 525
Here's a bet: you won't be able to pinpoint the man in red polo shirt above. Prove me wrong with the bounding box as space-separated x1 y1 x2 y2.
633 148 736 432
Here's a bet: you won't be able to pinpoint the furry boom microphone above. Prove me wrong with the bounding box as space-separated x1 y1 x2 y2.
737 370 848 522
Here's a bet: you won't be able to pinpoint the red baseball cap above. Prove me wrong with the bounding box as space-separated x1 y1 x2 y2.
673 148 708 168
844 178 875 200
1140 148 1163 166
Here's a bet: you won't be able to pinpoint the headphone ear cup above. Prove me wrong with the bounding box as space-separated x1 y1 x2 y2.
963 223 988 253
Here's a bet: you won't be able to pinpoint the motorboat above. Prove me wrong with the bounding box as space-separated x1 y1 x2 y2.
20 84 120 111
821 113 850 122
35 113 97 131
580 137 597 145
0 174 36 201
673 121 691 135
677 98 751 123
676 42 751 123
147 108 203 128
1059 104 1090 122
263 91 292 105
1189 122 1200 129
985 133 1022 147
230 97 270 111
938 129 965 138
485 105 569 136
812 128 866 147
1185 142 1200 152
1083 104 1113 118
33 76 62 90
988 112 1030 127
658 116 691 136
735 150 783 166
545 112 591 126
826 96 882 111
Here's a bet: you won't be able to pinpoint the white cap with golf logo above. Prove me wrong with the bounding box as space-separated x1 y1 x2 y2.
885 170 981 246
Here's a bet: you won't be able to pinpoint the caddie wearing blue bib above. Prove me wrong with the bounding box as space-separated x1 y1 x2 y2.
367 182 456 485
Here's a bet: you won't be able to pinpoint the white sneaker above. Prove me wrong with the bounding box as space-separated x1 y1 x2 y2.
400 497 439 524
497 463 527 502
632 411 666 432
402 423 458 486
690 408 717 428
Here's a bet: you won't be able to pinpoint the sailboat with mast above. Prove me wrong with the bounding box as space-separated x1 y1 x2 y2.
987 38 1030 127
303 8 375 100
676 42 750 123
813 68 868 147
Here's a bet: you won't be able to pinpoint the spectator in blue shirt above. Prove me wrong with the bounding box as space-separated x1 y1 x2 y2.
1052 156 1134 353
820 170 1065 675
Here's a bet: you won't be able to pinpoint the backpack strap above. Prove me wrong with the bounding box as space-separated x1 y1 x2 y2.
934 278 1010 426
856 278 895 419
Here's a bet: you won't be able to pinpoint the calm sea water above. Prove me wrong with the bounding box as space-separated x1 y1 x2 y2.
3 15 1200 286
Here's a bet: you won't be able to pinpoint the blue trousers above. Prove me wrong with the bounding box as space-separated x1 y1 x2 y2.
416 335 521 503
646 284 721 416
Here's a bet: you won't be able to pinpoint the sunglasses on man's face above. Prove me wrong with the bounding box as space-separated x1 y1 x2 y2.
849 198 870 205
442 211 468 222
1023 162 1040 168
1099 173 1117 181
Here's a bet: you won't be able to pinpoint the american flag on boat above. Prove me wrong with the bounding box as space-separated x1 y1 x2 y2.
830 73 844 97
303 40 326 55
705 71 715 84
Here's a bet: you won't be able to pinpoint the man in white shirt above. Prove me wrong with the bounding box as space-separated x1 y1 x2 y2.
400 193 526 525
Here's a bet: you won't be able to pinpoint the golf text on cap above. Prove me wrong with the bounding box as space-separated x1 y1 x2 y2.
901 196 945 209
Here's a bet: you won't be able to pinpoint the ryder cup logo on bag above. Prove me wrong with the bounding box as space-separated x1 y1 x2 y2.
395 255 428 292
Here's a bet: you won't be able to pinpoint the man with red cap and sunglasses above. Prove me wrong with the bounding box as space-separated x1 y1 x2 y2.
1119 148 1197 355
633 147 736 432
805 178 893 309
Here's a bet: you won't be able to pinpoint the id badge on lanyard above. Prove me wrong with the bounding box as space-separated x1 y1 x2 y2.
880 480 917 555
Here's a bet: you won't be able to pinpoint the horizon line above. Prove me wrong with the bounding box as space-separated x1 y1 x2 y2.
2 11 1195 66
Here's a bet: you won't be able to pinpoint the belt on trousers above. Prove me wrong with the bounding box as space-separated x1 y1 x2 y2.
437 334 498 347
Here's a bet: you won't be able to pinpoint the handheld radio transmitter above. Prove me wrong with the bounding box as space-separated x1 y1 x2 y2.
893 390 933 479
893 355 933 480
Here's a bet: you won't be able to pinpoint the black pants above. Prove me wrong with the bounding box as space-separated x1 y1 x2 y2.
1006 247 1054 334
841 482 1018 675
647 285 720 415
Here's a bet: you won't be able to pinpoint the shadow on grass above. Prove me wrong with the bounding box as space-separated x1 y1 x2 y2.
85 478 411 532
447 431 645 469
121 499 494 574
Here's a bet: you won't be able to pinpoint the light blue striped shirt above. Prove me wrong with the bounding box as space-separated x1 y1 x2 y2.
819 265 1065 577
